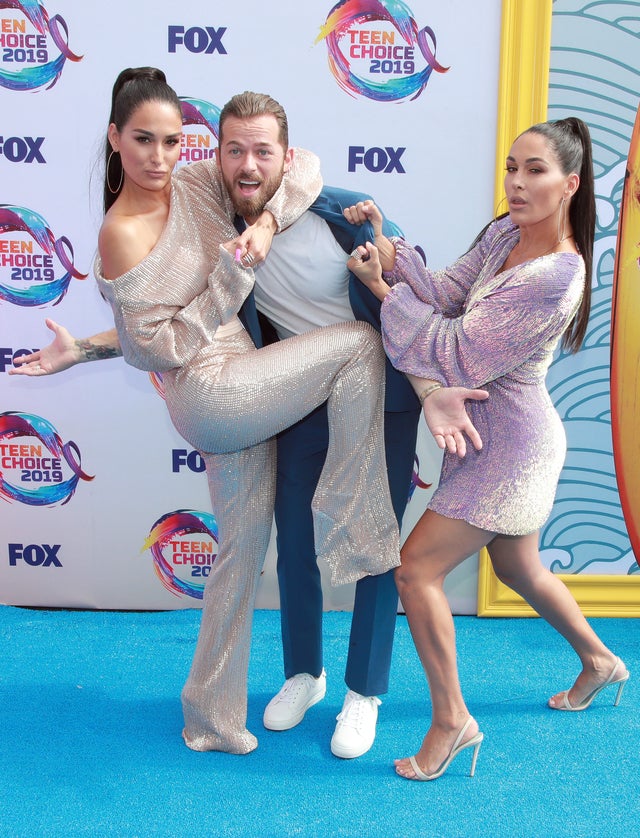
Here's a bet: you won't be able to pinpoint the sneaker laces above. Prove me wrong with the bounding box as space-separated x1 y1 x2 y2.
273 673 316 705
335 691 381 731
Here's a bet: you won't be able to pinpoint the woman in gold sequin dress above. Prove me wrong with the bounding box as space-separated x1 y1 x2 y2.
95 68 403 755
347 118 628 781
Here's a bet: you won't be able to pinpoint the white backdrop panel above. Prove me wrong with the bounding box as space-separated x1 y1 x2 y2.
1 0 501 610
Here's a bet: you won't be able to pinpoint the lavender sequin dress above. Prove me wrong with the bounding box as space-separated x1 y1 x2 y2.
381 216 585 536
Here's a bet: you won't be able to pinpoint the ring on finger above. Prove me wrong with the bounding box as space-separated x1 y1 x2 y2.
243 252 255 265
350 248 363 262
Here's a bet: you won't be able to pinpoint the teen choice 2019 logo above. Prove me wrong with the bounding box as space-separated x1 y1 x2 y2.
0 1 82 91
142 509 219 599
178 97 221 166
0 411 94 505
0 204 87 307
316 0 448 102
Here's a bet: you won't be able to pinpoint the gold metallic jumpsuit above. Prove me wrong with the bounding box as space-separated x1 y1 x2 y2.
96 152 401 753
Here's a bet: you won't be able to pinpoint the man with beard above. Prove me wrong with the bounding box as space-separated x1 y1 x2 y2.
216 92 421 759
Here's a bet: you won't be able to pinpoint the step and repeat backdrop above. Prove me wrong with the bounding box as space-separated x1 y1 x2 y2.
3 1 637 614
1 0 503 610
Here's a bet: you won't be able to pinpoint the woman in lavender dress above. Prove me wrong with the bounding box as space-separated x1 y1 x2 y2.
346 118 629 781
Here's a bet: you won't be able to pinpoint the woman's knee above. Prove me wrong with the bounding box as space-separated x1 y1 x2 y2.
394 548 437 596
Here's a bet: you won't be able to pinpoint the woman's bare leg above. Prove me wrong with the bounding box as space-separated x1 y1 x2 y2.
393 510 493 778
487 533 624 706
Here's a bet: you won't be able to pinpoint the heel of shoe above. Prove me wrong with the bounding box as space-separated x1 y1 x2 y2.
614 676 629 707
468 735 483 777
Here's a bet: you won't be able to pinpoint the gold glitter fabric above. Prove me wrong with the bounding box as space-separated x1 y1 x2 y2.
380 216 585 536
96 155 400 753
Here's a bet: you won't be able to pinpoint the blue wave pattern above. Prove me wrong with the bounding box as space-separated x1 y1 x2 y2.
542 1 640 575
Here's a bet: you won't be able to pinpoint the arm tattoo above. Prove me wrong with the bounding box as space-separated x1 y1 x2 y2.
75 339 122 362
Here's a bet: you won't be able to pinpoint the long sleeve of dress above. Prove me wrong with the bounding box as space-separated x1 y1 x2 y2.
380 234 584 388
265 148 323 230
382 226 497 317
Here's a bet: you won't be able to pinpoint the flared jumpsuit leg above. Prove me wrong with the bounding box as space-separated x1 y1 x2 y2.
181 440 275 754
178 321 400 753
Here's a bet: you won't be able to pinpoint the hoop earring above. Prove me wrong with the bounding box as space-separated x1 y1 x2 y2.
107 150 124 194
558 195 567 242
495 195 509 218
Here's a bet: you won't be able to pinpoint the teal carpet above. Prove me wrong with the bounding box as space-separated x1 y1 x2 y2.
0 606 638 837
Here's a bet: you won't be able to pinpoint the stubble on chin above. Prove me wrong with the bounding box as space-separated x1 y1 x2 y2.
232 194 264 221
230 170 284 222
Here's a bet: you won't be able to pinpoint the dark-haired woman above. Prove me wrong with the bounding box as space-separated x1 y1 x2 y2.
93 67 404 756
346 118 628 781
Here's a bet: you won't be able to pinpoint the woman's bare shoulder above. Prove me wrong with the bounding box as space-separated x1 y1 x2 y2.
98 209 161 280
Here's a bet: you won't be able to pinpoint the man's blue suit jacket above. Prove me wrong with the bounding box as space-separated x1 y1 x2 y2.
238 185 420 413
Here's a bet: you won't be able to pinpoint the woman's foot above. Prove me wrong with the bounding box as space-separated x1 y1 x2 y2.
548 654 629 711
395 716 482 780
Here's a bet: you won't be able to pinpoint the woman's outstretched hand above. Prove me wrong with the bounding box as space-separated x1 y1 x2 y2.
9 319 82 376
423 387 489 457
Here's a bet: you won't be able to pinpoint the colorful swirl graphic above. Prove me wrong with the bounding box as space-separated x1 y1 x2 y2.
316 0 448 102
0 1 82 91
0 410 94 505
141 509 219 599
180 97 221 138
0 204 87 306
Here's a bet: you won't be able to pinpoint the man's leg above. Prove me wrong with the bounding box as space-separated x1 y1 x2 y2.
276 404 329 678
331 408 420 758
263 405 329 731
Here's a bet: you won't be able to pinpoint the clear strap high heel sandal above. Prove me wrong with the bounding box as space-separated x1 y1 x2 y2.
407 717 483 781
549 656 630 711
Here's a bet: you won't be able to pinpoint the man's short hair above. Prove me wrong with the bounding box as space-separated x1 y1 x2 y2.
219 91 289 149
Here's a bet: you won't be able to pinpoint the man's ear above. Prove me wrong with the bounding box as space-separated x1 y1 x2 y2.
283 147 294 174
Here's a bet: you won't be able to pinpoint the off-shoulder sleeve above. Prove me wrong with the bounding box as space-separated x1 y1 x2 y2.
380 255 584 387
96 246 254 373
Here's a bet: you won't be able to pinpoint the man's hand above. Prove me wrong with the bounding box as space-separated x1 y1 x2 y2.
423 386 489 457
342 200 384 236
343 201 395 270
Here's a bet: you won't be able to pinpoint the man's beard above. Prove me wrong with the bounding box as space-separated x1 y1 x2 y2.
227 167 285 221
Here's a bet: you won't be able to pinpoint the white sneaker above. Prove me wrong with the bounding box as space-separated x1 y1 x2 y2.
330 690 381 759
263 669 326 731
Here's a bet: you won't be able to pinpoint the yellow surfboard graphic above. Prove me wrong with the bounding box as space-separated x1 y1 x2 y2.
611 102 640 567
